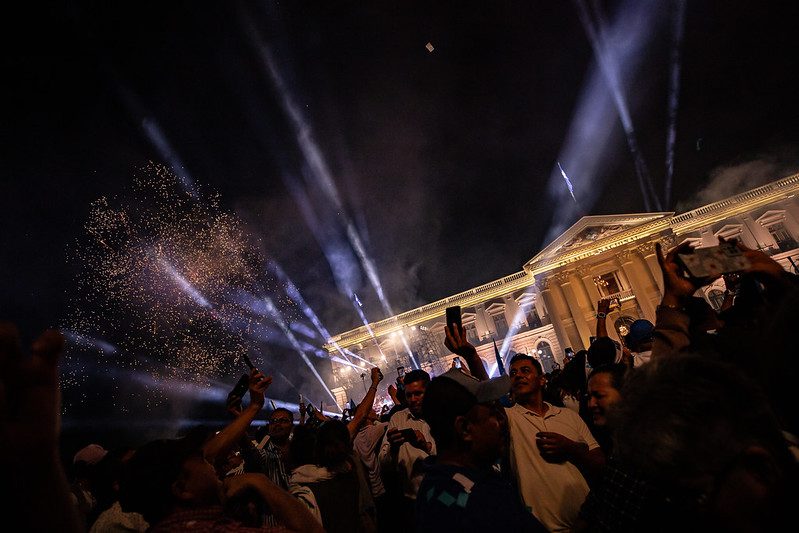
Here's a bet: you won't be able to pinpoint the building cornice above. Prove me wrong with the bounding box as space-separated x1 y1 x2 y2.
326 172 799 352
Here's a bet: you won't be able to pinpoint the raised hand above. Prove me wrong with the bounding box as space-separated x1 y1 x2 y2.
656 242 703 304
444 323 477 357
247 369 272 408
370 366 383 386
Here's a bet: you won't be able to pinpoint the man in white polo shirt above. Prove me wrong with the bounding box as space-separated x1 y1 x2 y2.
506 353 605 532
445 324 605 532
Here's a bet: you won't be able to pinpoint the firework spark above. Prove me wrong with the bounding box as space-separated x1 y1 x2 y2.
64 163 306 411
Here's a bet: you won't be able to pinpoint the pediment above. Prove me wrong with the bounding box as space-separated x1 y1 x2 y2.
756 210 786 226
526 213 673 268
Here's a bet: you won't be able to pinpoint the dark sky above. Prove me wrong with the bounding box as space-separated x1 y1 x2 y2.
4 1 799 435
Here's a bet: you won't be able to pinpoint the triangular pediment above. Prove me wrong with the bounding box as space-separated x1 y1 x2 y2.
526 212 673 268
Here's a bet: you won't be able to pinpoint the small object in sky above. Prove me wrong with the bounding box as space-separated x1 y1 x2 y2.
557 161 577 202
425 42 434 53
696 138 703 151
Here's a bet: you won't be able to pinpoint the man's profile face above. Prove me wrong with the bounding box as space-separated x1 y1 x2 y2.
468 403 509 464
404 380 426 417
509 360 543 398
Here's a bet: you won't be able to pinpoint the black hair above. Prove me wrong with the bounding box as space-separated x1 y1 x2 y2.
403 369 430 387
269 408 294 421
508 353 543 374
587 337 617 367
588 362 629 392
314 420 351 469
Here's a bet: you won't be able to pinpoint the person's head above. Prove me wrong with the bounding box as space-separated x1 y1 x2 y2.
403 369 430 417
613 354 796 530
314 420 351 469
587 363 627 427
423 370 510 467
587 336 617 367
268 408 294 442
509 354 545 401
119 428 218 525
624 319 654 352
366 409 379 424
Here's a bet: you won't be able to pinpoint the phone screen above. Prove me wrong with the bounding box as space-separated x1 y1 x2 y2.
677 242 751 279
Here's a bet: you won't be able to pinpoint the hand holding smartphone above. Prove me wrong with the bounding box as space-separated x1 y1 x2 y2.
445 305 463 332
675 242 751 281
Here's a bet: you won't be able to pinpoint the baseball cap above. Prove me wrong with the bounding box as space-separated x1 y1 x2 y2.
437 368 511 403
624 319 655 348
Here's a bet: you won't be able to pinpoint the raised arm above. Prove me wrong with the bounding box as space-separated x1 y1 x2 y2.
444 324 488 381
223 473 324 533
595 298 611 338
347 367 383 438
203 368 270 462
1 324 83 533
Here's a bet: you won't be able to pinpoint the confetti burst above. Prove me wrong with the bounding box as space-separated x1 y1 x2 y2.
63 163 301 409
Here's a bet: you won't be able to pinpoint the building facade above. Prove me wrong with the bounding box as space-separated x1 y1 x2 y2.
325 173 799 407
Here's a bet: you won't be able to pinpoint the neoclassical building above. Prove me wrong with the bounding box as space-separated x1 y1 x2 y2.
324 173 799 406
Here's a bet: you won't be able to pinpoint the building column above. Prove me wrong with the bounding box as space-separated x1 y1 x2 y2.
533 292 547 325
617 250 657 323
741 214 778 251
637 241 663 296
474 304 494 340
536 276 573 352
578 265 602 312
556 271 592 350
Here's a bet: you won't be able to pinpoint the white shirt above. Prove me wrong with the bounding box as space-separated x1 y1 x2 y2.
354 421 388 497
378 408 436 500
505 402 599 533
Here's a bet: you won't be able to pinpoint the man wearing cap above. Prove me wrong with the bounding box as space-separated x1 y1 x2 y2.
416 368 546 532
445 325 604 533
624 319 654 367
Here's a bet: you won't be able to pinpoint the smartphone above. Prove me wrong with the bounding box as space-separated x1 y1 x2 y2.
445 305 462 331
227 374 250 406
242 354 255 370
399 428 418 444
397 366 405 379
454 357 462 369
676 242 751 280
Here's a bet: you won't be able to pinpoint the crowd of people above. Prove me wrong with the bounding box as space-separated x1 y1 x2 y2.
3 239 798 532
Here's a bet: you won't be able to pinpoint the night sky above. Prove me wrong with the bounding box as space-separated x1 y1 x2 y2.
4 1 799 441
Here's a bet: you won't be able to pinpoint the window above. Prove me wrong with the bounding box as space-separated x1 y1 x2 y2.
493 314 508 336
535 341 556 374
767 222 798 252
464 323 479 344
614 315 636 340
594 271 622 296
526 308 543 328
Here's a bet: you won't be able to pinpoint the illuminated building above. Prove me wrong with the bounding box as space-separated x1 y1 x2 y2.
325 173 799 405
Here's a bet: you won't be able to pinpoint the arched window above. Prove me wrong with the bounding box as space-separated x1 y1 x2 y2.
614 316 637 341
535 340 556 374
